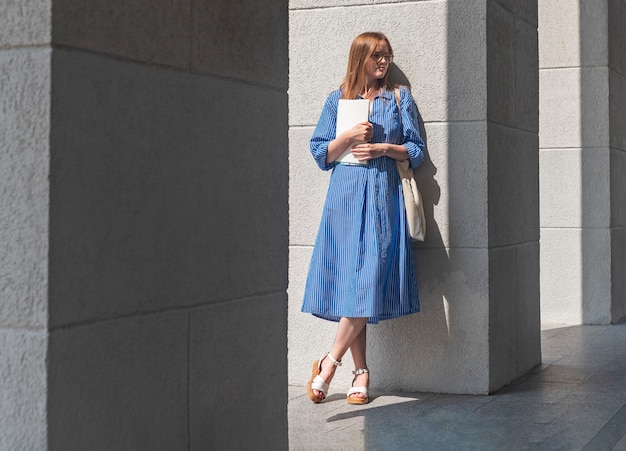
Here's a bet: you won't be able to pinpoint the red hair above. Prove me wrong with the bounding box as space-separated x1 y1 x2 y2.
340 32 394 99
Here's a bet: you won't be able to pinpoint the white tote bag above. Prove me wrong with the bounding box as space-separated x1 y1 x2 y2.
396 159 426 241
394 88 426 241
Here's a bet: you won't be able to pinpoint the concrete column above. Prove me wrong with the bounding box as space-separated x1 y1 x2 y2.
539 0 626 324
0 1 50 449
289 0 540 395
609 0 626 322
1 1 289 449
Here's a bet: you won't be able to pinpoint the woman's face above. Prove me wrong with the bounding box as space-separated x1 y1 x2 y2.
364 40 392 83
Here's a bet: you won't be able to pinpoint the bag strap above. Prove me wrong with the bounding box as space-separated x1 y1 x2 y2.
393 87 402 139
394 88 410 173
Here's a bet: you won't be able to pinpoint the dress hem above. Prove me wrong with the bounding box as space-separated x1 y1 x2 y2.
303 308 420 325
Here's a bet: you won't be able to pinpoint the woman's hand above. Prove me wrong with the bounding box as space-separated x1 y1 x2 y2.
351 143 385 162
348 121 373 145
352 143 411 163
325 121 374 164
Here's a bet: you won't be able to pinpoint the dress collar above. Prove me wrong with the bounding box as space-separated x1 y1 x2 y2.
356 89 394 101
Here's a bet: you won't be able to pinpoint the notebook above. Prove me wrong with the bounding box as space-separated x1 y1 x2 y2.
335 99 370 165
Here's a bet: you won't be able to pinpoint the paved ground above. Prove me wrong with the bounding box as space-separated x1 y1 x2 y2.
288 323 626 450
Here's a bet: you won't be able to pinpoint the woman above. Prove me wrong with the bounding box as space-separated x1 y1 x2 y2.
302 32 425 405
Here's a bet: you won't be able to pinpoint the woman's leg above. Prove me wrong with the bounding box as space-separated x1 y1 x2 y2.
348 325 369 400
312 317 368 400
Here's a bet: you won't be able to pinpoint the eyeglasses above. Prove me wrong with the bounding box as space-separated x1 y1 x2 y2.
370 52 393 63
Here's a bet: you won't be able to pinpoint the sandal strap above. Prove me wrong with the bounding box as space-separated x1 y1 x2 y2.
326 353 342 367
352 368 369 375
347 386 368 396
311 375 329 395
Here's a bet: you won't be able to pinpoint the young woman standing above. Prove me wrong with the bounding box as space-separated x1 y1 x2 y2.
302 32 425 404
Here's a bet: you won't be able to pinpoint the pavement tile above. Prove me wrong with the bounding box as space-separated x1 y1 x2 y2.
289 324 626 450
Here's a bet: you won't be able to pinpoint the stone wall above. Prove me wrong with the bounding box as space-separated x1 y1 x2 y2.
1 1 289 449
539 0 626 324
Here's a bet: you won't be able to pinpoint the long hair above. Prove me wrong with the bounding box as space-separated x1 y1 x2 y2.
340 32 394 99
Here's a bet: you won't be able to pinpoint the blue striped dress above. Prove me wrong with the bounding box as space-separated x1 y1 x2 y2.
301 86 425 324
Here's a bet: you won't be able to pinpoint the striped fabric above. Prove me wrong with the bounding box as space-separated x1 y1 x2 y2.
301 86 425 324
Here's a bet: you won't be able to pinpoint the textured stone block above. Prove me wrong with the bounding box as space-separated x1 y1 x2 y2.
540 148 610 228
488 123 539 246
493 0 538 26
48 312 188 450
540 149 581 228
289 127 331 246
488 242 540 390
611 226 626 322
541 228 612 325
611 148 626 226
445 0 489 121
191 0 288 89
52 0 191 69
580 148 611 227
580 66 611 147
190 293 288 450
609 69 626 152
0 49 50 329
288 9 352 126
538 0 579 68
488 245 518 388
0 0 50 47
49 50 288 326
540 228 584 324
289 1 482 125
580 0 610 65
539 67 609 149
516 17 539 133
539 0 608 68
424 122 489 249
515 241 541 371
580 228 612 324
0 330 47 450
609 0 626 77
487 1 516 128
539 68 580 148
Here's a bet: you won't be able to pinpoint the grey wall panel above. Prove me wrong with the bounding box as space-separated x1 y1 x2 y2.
48 312 189 451
189 293 288 450
52 0 191 69
0 0 50 47
49 49 288 327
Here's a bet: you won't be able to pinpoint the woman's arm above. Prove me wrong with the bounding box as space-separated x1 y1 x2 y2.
326 121 373 164
310 91 343 171
397 86 425 168
350 142 409 162
310 91 375 168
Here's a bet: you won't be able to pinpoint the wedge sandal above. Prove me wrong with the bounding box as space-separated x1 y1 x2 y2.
306 353 342 403
346 368 369 405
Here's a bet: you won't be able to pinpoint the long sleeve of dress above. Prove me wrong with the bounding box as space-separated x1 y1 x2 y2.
309 90 341 171
398 86 425 169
